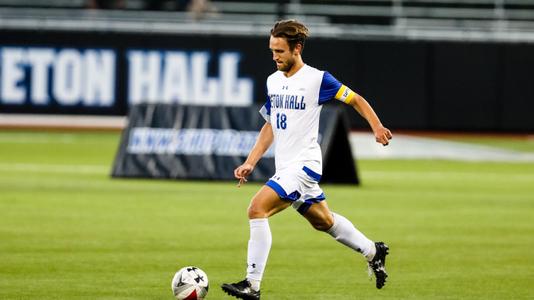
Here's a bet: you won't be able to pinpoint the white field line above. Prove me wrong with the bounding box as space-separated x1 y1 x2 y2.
0 132 118 144
362 170 534 181
0 134 78 144
0 114 126 129
0 163 110 175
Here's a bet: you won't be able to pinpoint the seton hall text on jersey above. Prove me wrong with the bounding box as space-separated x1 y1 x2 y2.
269 94 306 110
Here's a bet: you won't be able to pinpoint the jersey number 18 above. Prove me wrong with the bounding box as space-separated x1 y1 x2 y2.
276 113 287 129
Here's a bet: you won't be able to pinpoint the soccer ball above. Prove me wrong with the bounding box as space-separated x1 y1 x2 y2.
171 266 209 300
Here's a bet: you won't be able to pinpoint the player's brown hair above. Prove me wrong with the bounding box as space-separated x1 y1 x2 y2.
270 19 309 52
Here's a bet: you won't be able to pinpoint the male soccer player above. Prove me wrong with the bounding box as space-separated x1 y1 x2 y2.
221 19 393 300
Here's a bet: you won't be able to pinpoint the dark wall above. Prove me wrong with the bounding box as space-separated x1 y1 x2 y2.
310 40 534 133
501 45 534 131
431 43 500 130
0 29 533 132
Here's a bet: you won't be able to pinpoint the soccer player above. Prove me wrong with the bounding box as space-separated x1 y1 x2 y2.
221 19 393 300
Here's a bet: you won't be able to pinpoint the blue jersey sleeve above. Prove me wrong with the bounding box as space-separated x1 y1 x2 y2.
259 94 271 123
318 71 343 105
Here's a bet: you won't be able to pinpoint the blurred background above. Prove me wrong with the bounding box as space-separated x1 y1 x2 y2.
0 0 533 134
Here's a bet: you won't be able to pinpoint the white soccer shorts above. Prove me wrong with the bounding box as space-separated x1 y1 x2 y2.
265 163 326 214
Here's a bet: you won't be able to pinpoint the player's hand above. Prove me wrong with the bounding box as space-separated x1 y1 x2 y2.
234 163 254 187
374 126 393 146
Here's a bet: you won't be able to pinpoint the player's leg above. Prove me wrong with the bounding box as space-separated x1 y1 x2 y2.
247 184 291 219
302 201 389 289
222 185 290 299
246 185 290 286
302 201 375 257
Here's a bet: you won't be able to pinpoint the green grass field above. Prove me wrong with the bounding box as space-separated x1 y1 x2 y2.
1 131 533 299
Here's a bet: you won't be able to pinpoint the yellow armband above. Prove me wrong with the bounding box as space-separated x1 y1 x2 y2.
335 84 356 104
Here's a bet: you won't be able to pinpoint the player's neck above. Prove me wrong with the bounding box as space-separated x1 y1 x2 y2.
283 60 305 78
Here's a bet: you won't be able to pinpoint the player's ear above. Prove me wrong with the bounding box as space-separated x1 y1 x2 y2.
293 43 303 55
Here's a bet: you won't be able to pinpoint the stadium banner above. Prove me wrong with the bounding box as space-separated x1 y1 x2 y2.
111 104 359 183
2 29 533 131
0 42 258 115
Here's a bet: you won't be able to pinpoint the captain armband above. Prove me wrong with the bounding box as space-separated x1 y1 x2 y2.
334 85 356 104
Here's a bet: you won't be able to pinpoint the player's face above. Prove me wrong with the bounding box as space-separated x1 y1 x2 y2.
269 36 299 72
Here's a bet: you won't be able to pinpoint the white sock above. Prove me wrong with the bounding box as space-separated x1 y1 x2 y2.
247 278 261 291
246 218 271 290
327 212 376 260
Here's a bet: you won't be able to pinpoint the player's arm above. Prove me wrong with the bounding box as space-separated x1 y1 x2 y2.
334 84 392 146
321 72 392 146
234 122 274 183
346 91 392 146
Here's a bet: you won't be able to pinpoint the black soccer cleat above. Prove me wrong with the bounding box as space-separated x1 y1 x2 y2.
221 279 261 300
368 242 389 289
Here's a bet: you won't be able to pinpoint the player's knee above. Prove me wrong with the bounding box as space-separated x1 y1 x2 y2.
247 204 267 219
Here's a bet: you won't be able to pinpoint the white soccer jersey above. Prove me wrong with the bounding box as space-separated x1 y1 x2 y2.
260 64 354 175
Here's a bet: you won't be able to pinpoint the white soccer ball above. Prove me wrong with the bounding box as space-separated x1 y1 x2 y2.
171 266 209 300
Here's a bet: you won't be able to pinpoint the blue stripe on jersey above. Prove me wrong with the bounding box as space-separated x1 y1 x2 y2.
318 71 342 105
259 95 271 122
264 83 271 116
265 94 271 115
302 166 322 182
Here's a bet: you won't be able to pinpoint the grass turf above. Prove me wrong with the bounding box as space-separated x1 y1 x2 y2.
0 131 533 299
